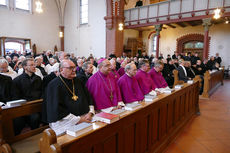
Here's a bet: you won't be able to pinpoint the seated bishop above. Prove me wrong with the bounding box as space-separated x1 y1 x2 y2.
118 63 144 104
135 59 157 96
86 59 124 113
44 60 95 135
149 60 168 89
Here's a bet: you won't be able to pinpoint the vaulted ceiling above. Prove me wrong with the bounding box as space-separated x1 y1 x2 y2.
55 0 67 26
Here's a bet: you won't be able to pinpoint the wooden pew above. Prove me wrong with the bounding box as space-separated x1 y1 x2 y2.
202 70 224 98
173 69 201 87
0 99 48 153
173 69 184 87
40 82 200 153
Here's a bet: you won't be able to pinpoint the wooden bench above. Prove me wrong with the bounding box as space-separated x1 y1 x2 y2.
202 69 224 98
40 82 200 153
0 99 48 153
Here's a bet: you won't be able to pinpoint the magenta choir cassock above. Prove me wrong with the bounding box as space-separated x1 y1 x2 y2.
117 67 125 77
135 70 157 95
109 70 120 82
149 68 168 88
118 73 144 103
86 71 122 110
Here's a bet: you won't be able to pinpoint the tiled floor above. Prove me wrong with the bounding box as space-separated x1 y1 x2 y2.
165 80 230 153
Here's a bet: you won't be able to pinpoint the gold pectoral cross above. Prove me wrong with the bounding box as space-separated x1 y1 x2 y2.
110 92 113 101
72 95 78 101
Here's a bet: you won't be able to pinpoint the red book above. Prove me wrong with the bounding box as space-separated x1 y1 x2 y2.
93 112 119 124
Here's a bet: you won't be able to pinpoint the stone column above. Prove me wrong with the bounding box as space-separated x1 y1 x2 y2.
155 24 162 58
104 0 125 57
202 18 212 60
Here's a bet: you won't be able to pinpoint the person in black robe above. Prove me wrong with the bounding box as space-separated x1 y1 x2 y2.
135 0 143 7
12 58 42 135
35 56 47 77
215 53 222 65
76 61 93 85
43 60 94 134
196 60 206 76
206 56 216 70
0 74 15 103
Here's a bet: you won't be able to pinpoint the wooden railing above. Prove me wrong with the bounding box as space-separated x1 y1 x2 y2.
202 70 224 98
0 99 48 153
40 82 200 153
124 0 230 28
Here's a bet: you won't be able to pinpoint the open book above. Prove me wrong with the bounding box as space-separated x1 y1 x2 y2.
66 122 92 137
93 112 119 124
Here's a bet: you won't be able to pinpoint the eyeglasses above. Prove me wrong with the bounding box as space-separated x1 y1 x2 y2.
63 66 76 71
27 64 36 67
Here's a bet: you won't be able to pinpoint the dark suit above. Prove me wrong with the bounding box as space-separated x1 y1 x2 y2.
177 65 190 82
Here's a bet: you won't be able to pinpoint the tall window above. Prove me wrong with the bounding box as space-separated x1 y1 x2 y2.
152 35 157 53
80 0 88 24
0 0 7 6
5 42 24 54
15 0 31 11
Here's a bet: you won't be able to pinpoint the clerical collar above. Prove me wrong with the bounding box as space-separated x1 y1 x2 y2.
99 70 108 77
126 73 133 78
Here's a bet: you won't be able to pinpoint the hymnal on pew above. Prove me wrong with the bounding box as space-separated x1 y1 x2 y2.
6 99 26 107
124 102 142 111
187 80 194 84
162 88 175 94
66 122 92 137
144 95 157 102
93 112 119 124
174 84 184 89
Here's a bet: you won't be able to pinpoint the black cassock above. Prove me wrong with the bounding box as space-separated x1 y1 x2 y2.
44 75 93 123
0 74 15 102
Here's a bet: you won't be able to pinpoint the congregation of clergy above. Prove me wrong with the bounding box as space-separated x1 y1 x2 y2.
0 50 222 135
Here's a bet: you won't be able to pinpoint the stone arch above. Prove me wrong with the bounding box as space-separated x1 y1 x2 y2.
176 33 210 59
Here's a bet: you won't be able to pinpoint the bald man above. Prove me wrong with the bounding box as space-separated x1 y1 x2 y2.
44 59 94 135
86 59 124 112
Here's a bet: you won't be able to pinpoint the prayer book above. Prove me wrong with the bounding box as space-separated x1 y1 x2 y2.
162 88 175 94
187 80 194 84
144 95 157 102
110 109 127 116
66 122 92 137
174 85 184 89
124 103 142 111
93 112 119 124
6 99 27 107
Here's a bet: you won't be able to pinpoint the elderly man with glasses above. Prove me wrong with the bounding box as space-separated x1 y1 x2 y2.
44 59 95 136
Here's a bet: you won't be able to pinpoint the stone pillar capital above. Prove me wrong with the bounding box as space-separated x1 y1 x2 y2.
155 24 162 35
202 18 212 31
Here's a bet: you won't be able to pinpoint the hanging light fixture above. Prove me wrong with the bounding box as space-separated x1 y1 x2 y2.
59 31 63 38
118 23 124 31
213 8 221 19
36 0 43 13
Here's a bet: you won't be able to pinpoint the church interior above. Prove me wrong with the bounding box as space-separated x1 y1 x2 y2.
0 0 230 153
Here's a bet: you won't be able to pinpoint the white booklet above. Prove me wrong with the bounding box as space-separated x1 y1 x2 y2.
6 99 27 107
66 122 92 137
124 102 142 111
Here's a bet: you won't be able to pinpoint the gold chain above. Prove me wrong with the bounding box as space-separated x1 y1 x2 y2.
59 76 78 101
